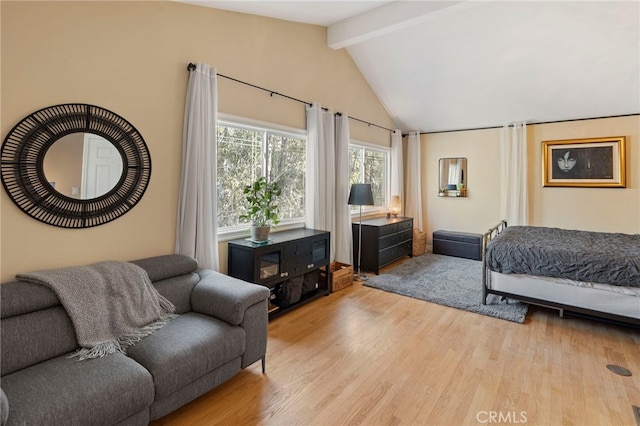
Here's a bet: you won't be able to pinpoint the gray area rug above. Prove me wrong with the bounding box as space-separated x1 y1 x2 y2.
364 253 528 323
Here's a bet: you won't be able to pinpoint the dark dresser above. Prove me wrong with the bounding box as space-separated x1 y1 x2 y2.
352 217 413 275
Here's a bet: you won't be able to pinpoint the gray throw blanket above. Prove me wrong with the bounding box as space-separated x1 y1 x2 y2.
17 261 177 360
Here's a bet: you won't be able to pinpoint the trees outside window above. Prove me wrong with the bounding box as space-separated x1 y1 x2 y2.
216 118 390 232
217 121 306 231
348 143 389 212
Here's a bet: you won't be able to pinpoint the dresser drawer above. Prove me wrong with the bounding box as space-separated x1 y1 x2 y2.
397 219 413 232
377 240 410 266
377 223 399 237
379 233 399 250
397 229 413 243
378 246 399 266
397 240 412 257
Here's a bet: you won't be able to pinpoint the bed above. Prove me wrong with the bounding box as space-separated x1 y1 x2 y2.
482 220 640 326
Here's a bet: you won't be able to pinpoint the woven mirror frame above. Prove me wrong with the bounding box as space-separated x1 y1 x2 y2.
1 104 151 228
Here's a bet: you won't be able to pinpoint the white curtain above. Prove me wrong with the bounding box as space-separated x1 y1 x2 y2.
390 130 404 215
404 131 423 230
306 103 336 260
334 113 352 264
500 122 528 226
175 63 219 270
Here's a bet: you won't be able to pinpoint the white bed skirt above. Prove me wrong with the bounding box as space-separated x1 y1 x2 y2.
489 271 640 320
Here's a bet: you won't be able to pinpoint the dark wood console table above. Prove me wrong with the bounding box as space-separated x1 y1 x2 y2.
228 228 330 319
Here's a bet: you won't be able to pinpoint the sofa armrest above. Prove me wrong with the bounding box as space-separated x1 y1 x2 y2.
191 269 269 326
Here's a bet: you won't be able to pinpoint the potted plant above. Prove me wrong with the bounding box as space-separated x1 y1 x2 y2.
239 176 282 242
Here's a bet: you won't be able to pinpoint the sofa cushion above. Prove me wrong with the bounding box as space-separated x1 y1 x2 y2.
152 273 200 314
126 312 245 399
131 254 198 283
1 306 78 376
0 280 59 319
149 358 241 421
1 352 153 426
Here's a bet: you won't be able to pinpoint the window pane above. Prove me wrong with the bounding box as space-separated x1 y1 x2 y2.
217 125 263 228
348 145 388 211
364 150 387 207
216 122 307 231
267 133 306 220
348 146 364 185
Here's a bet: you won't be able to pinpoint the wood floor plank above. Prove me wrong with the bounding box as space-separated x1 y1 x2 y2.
151 263 640 426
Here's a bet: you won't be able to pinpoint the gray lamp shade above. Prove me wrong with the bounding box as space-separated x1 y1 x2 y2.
348 184 374 206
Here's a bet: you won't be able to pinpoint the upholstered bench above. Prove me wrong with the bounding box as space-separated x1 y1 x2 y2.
432 230 483 260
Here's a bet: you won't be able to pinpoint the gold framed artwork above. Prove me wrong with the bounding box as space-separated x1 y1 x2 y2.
542 136 626 188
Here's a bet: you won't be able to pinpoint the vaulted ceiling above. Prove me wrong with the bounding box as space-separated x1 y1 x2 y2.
179 1 640 133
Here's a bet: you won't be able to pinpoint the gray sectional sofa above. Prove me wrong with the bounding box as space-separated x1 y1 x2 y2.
0 254 270 425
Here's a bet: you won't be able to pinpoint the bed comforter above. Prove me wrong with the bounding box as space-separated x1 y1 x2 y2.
485 226 640 287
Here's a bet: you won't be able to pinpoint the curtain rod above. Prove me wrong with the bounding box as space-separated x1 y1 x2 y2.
410 113 640 136
335 112 396 133
187 63 395 133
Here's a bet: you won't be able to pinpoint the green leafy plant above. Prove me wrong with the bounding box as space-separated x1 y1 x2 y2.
239 176 282 227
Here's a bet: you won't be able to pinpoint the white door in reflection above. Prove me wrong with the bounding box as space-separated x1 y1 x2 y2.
81 134 122 199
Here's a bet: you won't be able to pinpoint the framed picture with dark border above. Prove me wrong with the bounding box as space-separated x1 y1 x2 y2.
542 136 626 188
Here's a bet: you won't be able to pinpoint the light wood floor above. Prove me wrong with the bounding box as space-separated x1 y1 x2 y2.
152 263 640 426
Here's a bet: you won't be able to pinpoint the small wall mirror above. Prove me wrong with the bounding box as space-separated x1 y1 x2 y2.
438 157 467 197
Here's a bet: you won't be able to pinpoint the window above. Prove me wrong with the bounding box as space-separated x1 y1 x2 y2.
217 118 306 232
349 143 390 212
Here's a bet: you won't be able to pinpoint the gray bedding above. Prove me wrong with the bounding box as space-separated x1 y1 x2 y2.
485 226 640 287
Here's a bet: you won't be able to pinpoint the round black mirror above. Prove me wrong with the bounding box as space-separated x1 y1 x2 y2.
43 132 124 199
1 104 151 228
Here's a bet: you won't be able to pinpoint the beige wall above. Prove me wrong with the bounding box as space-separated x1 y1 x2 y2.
529 116 639 233
422 128 501 240
0 1 394 281
421 115 640 242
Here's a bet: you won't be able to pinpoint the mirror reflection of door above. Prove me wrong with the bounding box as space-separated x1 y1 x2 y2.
448 163 461 186
81 134 123 199
43 133 122 199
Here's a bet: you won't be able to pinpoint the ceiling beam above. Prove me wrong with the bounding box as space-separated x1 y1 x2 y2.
327 0 481 50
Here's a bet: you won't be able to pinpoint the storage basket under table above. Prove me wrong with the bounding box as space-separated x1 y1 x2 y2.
322 262 353 292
